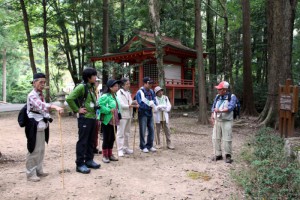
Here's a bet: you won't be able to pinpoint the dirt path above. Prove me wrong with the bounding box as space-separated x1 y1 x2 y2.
0 111 252 200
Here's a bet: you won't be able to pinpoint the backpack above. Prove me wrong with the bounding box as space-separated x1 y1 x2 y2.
18 104 28 127
74 83 89 108
215 93 240 119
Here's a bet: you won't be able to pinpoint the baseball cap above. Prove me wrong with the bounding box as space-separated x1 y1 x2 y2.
215 81 229 89
154 86 163 94
143 77 154 84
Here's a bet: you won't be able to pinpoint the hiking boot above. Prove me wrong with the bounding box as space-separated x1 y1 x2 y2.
37 172 49 177
109 155 118 161
27 175 40 182
85 160 101 169
211 155 223 161
102 157 110 163
76 164 91 174
167 144 175 150
118 150 124 157
225 154 233 164
156 144 162 149
142 148 149 153
149 147 157 152
123 149 133 154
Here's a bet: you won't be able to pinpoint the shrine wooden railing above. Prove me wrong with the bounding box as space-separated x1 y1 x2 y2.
165 79 194 88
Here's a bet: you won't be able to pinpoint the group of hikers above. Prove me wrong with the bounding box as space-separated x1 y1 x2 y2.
23 67 237 182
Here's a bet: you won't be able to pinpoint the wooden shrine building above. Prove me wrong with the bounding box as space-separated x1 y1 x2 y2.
90 31 207 106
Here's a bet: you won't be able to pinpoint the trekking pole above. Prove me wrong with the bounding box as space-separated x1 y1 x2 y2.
58 112 65 189
133 112 137 153
112 112 119 158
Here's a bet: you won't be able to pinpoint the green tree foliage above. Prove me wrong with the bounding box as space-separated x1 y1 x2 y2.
0 0 299 125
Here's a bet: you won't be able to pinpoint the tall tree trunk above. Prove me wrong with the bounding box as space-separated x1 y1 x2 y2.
258 0 284 126
149 0 165 89
195 0 209 124
281 0 297 82
219 0 233 87
181 0 188 45
53 1 79 84
102 0 109 84
259 0 297 126
43 0 50 102
120 0 125 45
206 0 217 103
89 0 95 68
20 0 36 74
2 49 6 102
242 0 258 116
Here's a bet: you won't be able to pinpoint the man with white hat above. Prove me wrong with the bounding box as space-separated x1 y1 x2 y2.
210 81 237 163
154 86 174 150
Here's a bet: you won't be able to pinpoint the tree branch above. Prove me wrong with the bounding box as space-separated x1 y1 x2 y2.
202 0 225 18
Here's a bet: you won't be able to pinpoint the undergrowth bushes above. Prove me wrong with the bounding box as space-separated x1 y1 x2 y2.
232 127 300 199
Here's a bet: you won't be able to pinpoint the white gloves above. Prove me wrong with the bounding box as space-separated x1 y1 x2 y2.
157 105 166 111
148 100 155 108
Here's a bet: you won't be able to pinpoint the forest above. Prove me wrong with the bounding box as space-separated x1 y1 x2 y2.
0 0 300 127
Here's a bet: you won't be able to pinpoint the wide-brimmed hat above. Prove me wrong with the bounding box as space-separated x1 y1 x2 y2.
106 79 121 88
215 81 229 89
154 86 163 94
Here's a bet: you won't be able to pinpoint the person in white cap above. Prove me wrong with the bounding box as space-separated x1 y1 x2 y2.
210 81 237 164
154 86 174 149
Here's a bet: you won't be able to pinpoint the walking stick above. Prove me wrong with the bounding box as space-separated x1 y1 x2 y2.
58 112 65 189
212 112 217 163
152 108 158 145
112 112 119 158
133 112 137 153
161 111 166 149
98 120 101 155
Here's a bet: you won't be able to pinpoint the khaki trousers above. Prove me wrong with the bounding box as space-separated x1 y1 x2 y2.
26 130 45 178
212 120 233 156
156 122 171 146
117 118 131 151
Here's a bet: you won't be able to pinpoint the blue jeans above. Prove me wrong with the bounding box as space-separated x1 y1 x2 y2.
138 112 154 150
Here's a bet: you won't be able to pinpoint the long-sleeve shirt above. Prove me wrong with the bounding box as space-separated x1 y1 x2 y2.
27 89 51 121
211 92 237 121
154 95 171 123
116 88 132 119
135 87 157 117
66 83 97 119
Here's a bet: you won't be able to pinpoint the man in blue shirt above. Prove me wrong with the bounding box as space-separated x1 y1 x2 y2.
136 77 157 153
210 81 237 163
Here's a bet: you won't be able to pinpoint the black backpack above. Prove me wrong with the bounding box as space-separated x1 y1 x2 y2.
215 93 241 119
18 104 28 127
74 83 89 108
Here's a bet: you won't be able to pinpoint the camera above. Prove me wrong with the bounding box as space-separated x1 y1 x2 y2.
43 117 53 123
94 105 101 111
